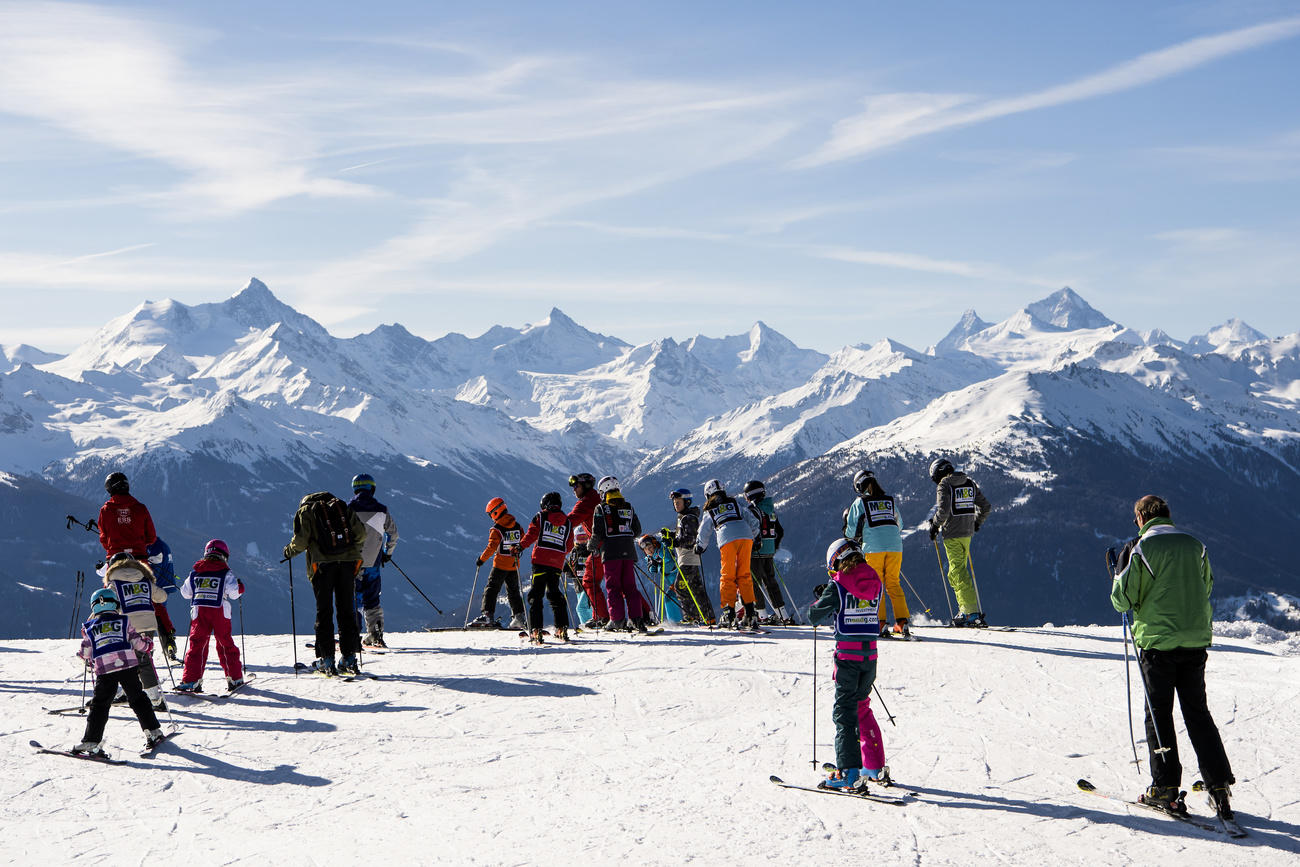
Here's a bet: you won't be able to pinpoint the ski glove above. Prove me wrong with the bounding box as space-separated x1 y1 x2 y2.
813 583 827 598
928 522 938 541
380 552 392 564
282 544 294 561
693 544 705 556
236 580 245 594
475 558 484 568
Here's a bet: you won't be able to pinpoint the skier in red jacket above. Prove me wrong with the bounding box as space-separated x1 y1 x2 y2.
520 492 576 643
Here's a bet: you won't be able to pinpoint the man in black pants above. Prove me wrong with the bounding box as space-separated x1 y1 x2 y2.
284 491 365 676
1111 494 1235 820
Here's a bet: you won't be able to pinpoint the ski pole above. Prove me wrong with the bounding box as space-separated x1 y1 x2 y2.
388 558 445 615
966 547 986 614
286 556 299 675
464 564 483 628
898 570 932 616
671 558 708 625
773 562 803 625
1122 612 1143 769
80 655 89 714
68 571 81 639
811 625 818 768
239 595 247 665
932 540 956 621
872 684 896 727
635 564 688 615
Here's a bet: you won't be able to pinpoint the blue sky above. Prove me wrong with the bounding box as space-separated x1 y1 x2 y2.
0 0 1297 354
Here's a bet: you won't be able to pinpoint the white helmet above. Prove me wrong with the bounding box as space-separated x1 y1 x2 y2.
703 479 724 497
825 538 860 572
596 475 620 496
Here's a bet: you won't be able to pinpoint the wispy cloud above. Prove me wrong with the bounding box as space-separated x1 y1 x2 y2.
0 2 377 214
796 16 1300 167
1150 129 1300 180
811 244 1059 288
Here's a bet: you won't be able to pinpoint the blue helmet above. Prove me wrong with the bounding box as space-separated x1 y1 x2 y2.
90 588 120 615
669 487 692 502
352 473 376 493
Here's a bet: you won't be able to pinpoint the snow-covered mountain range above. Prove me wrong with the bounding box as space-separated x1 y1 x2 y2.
2 281 1297 637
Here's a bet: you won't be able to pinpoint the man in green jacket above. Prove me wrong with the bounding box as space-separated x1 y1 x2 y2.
1110 495 1235 820
283 491 365 676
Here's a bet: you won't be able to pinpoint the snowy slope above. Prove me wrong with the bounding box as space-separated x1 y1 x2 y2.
5 624 1298 865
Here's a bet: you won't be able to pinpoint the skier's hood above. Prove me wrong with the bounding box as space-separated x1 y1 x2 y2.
833 560 880 598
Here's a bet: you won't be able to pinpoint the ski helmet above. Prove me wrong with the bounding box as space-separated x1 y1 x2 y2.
574 524 590 543
853 469 876 494
637 533 658 550
539 491 563 512
596 476 620 496
107 552 137 568
669 487 692 502
204 539 230 561
352 473 376 493
104 472 129 495
485 497 507 521
825 538 861 573
742 480 766 502
568 472 596 490
703 479 724 498
928 458 955 484
90 587 120 615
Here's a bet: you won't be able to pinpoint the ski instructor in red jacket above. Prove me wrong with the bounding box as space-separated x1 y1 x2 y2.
98 472 157 557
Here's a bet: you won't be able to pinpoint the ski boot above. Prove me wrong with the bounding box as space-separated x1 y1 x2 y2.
969 612 988 628
529 628 545 645
1206 784 1234 820
950 613 972 628
339 655 361 676
311 657 338 677
144 728 167 751
822 768 860 790
145 685 167 711
741 602 759 630
508 614 527 630
720 606 736 628
71 741 107 758
362 631 387 649
226 676 246 691
175 680 203 693
635 618 649 634
553 626 570 643
893 618 910 638
164 636 179 662
1138 785 1187 815
861 766 891 784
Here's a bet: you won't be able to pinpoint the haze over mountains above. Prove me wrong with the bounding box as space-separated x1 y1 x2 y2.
2 280 1297 637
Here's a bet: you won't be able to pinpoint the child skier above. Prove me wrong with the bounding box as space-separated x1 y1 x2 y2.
177 540 246 693
638 534 684 622
694 479 761 629
471 498 527 629
590 476 646 632
101 552 168 710
349 473 399 648
566 524 597 627
146 537 180 660
845 469 909 638
520 491 576 643
72 588 166 758
809 538 888 789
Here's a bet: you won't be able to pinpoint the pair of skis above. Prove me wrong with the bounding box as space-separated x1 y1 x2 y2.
1077 779 1247 838
171 672 259 699
31 727 180 765
293 662 379 681
769 774 914 806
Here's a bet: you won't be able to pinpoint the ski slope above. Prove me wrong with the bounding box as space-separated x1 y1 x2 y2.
4 624 1299 865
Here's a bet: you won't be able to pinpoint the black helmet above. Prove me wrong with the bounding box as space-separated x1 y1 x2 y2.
540 491 563 512
742 480 766 502
852 469 875 494
104 472 129 495
929 458 955 483
352 473 376 493
568 472 596 490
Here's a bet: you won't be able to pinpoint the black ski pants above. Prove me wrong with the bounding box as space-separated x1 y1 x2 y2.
675 562 715 622
750 556 784 609
1139 646 1234 789
83 666 159 744
527 565 570 631
311 560 362 660
482 567 524 620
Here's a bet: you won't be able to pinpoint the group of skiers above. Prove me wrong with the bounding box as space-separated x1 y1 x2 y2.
466 473 794 643
64 458 1237 826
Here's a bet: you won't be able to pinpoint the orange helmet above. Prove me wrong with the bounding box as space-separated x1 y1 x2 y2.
485 497 507 521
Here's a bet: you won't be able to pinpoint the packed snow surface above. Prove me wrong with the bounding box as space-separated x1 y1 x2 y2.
5 624 1298 865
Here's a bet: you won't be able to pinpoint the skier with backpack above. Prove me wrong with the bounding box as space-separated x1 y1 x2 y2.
663 488 714 624
176 539 245 693
809 538 888 789
470 498 527 629
519 491 576 643
100 552 168 711
71 588 167 759
743 480 789 624
694 479 762 629
283 491 366 676
590 476 647 632
845 470 909 638
348 473 399 648
927 458 992 627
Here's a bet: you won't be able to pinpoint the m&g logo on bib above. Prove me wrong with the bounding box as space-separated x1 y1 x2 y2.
954 485 976 512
